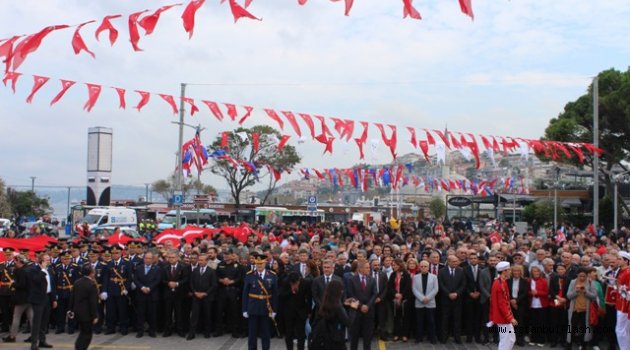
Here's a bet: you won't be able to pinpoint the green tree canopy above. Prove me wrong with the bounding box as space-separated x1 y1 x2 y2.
209 125 301 207
429 196 446 219
0 178 12 218
7 189 50 218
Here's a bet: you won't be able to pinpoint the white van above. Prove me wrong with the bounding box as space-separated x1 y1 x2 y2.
83 208 137 230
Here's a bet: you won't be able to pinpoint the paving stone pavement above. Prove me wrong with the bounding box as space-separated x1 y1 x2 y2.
0 333 570 350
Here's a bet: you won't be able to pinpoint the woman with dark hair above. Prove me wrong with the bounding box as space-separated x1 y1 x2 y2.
311 280 359 350
387 258 413 342
280 272 311 350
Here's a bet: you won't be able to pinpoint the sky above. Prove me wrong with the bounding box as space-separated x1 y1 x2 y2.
1 0 629 192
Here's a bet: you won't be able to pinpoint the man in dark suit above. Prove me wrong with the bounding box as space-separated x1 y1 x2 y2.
311 259 342 314
187 254 217 340
346 259 378 350
280 272 311 350
161 249 189 337
437 254 466 344
133 251 161 338
464 251 482 343
215 249 244 338
507 265 528 346
27 253 56 350
69 265 98 350
370 258 389 341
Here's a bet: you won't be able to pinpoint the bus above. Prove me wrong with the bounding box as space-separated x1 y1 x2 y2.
255 206 325 224
157 209 218 231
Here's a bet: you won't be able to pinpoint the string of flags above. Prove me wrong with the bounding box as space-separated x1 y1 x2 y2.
2 71 605 168
0 1 476 74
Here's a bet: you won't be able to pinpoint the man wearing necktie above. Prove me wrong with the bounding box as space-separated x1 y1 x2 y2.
464 251 482 343
370 259 389 341
437 255 466 344
162 250 189 338
346 260 378 350
311 260 342 315
133 252 161 338
187 254 217 340
242 254 278 350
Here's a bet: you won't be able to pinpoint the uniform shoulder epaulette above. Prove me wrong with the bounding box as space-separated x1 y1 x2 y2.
71 263 79 267
246 270 254 274
123 257 129 261
268 270 276 275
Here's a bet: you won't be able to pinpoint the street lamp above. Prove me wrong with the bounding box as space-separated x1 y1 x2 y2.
613 171 630 234
553 166 561 233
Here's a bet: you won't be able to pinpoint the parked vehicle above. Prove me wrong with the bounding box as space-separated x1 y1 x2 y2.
82 207 137 230
157 209 217 231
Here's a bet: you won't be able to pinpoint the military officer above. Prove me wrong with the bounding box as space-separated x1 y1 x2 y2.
242 253 278 350
54 251 79 334
0 248 16 332
85 248 106 334
50 246 62 267
101 247 132 335
70 244 85 266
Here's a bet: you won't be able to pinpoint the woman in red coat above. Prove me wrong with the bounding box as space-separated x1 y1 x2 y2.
527 266 549 346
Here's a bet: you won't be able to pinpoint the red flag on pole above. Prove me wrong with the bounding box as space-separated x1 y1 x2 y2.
134 90 151 111
50 79 76 106
71 21 96 58
95 15 122 46
83 83 102 112
160 94 178 114
113 87 126 109
181 0 206 39
26 75 49 103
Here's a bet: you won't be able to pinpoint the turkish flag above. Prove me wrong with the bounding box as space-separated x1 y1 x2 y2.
282 111 302 137
298 113 315 139
26 75 50 103
2 71 21 93
354 121 369 160
264 109 284 130
11 25 70 71
424 129 436 145
459 0 474 19
128 10 149 51
113 87 126 109
183 97 199 116
0 36 21 73
407 126 418 148
419 140 430 161
95 15 122 46
252 133 259 152
225 103 238 121
160 94 178 114
182 0 207 39
221 132 230 148
277 135 290 151
228 0 261 22
138 4 181 35
83 83 102 112
134 90 151 111
238 106 254 124
402 0 421 19
315 115 333 136
50 79 76 106
72 21 96 58
202 100 224 121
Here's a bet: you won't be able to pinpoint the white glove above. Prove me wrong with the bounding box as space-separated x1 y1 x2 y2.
99 292 108 301
271 312 276 319
242 312 248 318
121 290 128 296
131 282 137 290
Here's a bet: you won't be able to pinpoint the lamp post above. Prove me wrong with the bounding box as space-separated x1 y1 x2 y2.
553 166 561 233
30 176 36 192
613 171 630 234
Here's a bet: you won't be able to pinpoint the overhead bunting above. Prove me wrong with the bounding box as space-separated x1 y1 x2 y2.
95 15 122 46
3 70 606 164
72 21 96 58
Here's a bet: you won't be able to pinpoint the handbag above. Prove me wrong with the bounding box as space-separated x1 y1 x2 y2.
589 301 599 326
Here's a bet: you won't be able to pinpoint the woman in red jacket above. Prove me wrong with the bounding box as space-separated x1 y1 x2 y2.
527 266 549 347
489 261 518 350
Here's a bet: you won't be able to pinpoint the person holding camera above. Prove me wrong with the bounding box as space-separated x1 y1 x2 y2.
68 265 99 350
566 267 597 349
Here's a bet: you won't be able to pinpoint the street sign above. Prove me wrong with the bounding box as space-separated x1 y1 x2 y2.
447 196 472 207
307 195 317 211
172 191 183 206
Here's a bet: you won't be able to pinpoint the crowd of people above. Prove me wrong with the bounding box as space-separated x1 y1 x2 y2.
0 218 629 350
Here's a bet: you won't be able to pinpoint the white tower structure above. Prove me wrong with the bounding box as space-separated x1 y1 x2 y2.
86 127 113 206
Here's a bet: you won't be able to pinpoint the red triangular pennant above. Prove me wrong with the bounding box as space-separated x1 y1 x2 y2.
138 4 181 35
134 90 151 111
298 113 315 139
2 71 21 93
181 0 206 38
160 94 178 114
113 87 126 109
95 15 122 46
402 0 422 19
183 97 200 116
128 10 149 51
282 111 302 137
238 106 254 124
277 135 290 151
264 109 284 130
71 21 96 58
11 25 70 71
83 83 102 112
25 75 49 103
202 100 224 121
50 79 76 106
228 0 261 22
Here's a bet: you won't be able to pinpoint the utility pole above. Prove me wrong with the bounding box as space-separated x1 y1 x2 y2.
30 176 36 192
593 76 599 228
175 83 186 229
144 183 150 202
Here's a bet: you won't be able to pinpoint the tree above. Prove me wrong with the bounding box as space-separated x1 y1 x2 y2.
209 125 301 208
543 68 630 215
7 189 50 218
151 176 218 202
429 196 446 219
0 178 12 218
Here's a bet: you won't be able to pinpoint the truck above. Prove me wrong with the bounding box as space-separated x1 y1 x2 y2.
82 207 138 230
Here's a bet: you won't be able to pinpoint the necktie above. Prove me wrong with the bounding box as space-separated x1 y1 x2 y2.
145 265 150 274
201 267 205 275
432 265 437 275
473 266 478 281
374 272 379 293
450 268 454 277
325 276 329 285
361 276 366 289
171 265 176 276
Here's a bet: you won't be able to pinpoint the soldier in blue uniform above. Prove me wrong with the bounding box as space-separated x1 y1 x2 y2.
242 253 278 350
54 251 79 334
85 247 106 334
101 247 132 335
